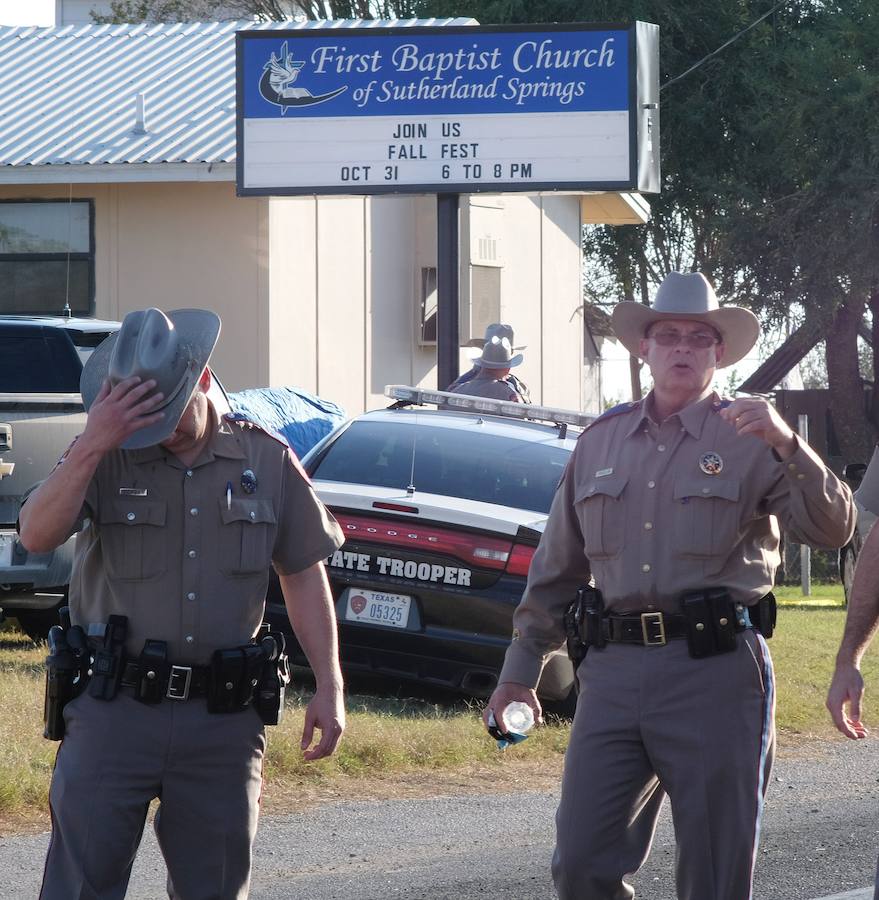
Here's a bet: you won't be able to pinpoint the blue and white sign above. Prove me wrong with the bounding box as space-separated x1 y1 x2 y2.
236 23 659 196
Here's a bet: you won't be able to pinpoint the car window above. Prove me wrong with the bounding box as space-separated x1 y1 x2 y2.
64 328 116 368
0 331 83 391
312 419 570 513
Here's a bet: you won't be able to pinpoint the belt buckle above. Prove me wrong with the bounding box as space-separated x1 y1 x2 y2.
640 612 666 646
166 665 192 700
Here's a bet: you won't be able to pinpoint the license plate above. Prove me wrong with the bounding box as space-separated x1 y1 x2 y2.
344 588 411 629
0 531 15 568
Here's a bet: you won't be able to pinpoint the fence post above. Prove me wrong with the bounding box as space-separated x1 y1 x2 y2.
798 413 811 596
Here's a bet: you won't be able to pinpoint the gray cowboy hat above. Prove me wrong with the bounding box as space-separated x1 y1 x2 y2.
80 307 221 449
465 322 527 350
473 335 523 369
610 271 759 368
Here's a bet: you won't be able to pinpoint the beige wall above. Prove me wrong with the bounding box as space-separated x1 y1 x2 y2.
0 181 588 415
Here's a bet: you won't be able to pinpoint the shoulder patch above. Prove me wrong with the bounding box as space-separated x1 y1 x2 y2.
224 412 291 450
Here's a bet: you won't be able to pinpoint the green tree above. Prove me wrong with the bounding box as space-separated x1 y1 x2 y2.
94 0 420 22
423 0 879 459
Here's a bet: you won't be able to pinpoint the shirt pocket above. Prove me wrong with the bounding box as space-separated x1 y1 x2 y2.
218 498 278 576
99 499 167 582
672 477 741 558
574 474 628 559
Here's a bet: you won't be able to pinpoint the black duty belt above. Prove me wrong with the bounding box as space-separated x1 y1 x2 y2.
121 660 211 700
602 608 751 647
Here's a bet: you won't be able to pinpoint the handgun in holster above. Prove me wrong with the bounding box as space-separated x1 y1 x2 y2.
252 624 291 726
88 614 128 701
564 585 605 672
43 607 89 740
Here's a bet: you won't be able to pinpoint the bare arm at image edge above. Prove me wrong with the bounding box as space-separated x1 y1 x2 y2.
827 523 879 739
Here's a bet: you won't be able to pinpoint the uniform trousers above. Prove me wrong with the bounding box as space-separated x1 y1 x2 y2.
552 630 775 900
40 689 266 900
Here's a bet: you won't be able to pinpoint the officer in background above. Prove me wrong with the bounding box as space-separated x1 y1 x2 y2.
448 322 531 402
484 271 855 899
448 334 526 403
20 307 345 900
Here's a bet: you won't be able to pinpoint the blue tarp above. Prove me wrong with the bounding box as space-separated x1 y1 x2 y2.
228 387 346 459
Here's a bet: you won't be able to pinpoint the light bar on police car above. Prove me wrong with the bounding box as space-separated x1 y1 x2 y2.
384 385 596 429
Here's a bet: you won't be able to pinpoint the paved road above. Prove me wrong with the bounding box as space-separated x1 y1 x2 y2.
1 738 878 899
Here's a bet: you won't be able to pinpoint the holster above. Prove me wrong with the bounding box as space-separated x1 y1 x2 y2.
88 615 128 701
207 643 266 714
579 585 606 649
43 625 77 741
252 626 290 726
679 589 739 659
43 607 89 740
749 592 776 638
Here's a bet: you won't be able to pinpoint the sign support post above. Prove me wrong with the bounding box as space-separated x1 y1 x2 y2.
437 193 460 391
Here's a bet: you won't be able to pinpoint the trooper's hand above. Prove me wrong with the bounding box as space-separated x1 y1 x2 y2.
483 682 542 733
826 663 868 739
719 397 797 458
81 377 165 453
301 683 345 760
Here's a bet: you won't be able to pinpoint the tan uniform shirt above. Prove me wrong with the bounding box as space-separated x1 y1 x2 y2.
68 412 344 664
500 391 856 687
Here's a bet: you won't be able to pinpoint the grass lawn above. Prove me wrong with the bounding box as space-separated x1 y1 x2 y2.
0 585 869 830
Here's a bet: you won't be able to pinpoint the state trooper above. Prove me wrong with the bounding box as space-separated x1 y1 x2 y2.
20 307 345 900
448 333 527 403
447 322 531 402
484 271 855 899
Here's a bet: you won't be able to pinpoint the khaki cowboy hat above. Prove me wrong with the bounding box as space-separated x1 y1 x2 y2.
465 322 527 350
473 335 523 369
610 271 759 368
80 307 221 449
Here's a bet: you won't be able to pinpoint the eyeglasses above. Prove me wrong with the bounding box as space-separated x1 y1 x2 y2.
648 330 720 349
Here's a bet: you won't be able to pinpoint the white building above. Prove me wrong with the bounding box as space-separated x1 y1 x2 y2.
0 17 648 413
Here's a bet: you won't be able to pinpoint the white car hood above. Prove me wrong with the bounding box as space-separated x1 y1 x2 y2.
314 480 548 536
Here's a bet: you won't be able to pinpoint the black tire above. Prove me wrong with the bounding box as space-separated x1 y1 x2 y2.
14 604 64 643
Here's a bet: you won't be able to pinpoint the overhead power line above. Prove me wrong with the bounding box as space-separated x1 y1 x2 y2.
661 0 796 92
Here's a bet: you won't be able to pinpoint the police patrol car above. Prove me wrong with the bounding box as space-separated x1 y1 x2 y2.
267 385 594 710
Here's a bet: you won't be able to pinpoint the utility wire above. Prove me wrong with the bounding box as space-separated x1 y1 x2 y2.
661 0 796 92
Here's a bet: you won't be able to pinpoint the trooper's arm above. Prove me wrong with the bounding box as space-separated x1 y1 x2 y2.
19 377 163 553
279 562 345 760
827 523 879 738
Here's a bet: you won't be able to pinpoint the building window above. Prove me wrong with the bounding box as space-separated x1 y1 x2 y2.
0 200 94 315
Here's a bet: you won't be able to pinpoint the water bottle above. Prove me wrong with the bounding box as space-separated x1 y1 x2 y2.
502 701 535 736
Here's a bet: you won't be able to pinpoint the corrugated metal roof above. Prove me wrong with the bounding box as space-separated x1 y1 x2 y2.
0 18 472 177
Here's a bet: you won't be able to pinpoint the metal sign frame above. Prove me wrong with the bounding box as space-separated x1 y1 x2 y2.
236 22 658 197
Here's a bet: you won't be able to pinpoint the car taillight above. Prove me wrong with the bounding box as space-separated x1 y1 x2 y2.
505 543 535 576
334 512 513 569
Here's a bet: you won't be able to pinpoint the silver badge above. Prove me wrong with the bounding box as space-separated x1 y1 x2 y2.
699 452 723 476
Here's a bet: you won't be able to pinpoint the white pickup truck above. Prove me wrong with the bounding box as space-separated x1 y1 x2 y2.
0 315 119 639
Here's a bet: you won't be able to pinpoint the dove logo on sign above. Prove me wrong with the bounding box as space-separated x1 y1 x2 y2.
259 41 348 114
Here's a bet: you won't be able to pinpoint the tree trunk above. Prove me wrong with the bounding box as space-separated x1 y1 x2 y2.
825 293 873 463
